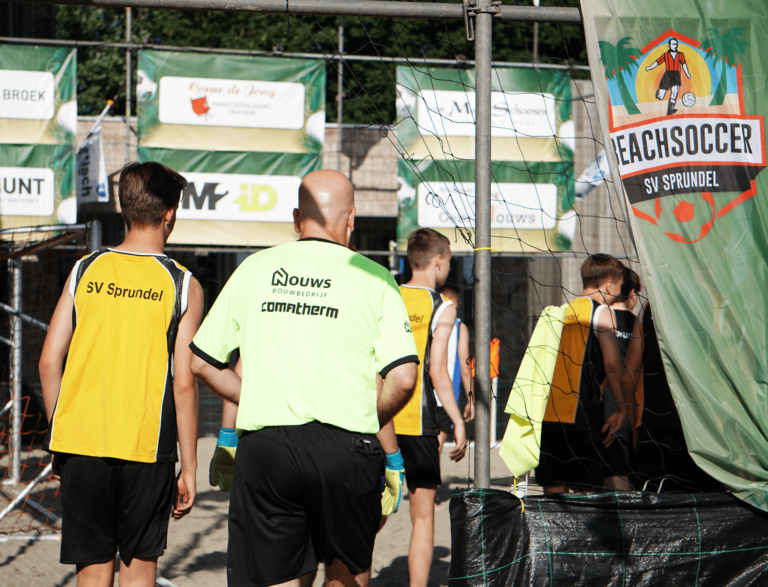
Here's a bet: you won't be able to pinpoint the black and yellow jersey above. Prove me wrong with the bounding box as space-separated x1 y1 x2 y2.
45 249 192 463
394 285 452 437
544 297 609 430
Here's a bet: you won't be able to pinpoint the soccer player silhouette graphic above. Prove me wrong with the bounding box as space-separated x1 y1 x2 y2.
646 38 692 116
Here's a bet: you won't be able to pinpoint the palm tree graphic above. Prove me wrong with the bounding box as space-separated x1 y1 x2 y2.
701 27 749 107
599 37 642 115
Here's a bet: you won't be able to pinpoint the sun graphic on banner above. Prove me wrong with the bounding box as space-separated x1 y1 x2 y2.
635 43 712 106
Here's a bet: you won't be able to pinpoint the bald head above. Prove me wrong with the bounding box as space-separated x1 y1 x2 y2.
294 170 356 244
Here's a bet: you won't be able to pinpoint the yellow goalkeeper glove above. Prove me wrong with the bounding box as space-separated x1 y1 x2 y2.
209 427 238 492
381 450 405 515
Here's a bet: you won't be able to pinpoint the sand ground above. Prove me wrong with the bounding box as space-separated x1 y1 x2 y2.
0 438 525 587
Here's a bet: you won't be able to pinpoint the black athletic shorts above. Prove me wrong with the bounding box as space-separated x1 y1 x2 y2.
633 425 721 493
397 434 441 490
436 407 454 435
59 454 175 565
659 70 682 91
228 423 384 587
603 434 635 479
536 422 606 490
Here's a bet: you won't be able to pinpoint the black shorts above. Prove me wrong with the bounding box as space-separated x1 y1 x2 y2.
436 407 454 435
536 422 606 490
228 423 383 587
659 70 682 91
603 434 634 479
59 454 175 565
633 425 721 493
397 434 441 490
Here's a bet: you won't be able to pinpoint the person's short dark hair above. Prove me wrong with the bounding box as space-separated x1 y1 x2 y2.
580 254 625 289
118 162 188 230
619 267 642 300
407 228 450 270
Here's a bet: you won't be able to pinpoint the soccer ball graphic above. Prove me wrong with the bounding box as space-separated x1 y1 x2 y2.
682 92 696 108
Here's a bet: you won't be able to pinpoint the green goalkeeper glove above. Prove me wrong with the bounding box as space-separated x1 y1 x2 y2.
210 427 238 492
381 450 405 515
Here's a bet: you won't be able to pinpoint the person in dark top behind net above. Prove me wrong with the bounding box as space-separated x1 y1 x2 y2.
603 266 642 489
621 300 721 493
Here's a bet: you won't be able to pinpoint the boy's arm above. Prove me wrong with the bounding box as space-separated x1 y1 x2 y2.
39 272 75 422
621 316 644 431
596 306 625 447
172 276 203 520
430 303 466 461
458 322 474 421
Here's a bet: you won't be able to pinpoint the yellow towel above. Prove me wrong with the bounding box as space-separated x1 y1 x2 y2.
499 305 566 477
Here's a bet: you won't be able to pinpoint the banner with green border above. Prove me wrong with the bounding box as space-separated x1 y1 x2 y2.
0 45 76 228
137 51 325 244
395 65 575 253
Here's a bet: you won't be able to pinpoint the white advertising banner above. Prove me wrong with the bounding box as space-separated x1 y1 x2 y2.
158 76 306 130
178 171 300 222
417 181 558 230
416 90 557 138
0 70 55 121
0 167 55 216
76 127 109 205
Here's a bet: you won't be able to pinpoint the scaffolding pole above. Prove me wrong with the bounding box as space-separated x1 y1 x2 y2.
472 0 493 490
11 0 582 23
8 258 22 485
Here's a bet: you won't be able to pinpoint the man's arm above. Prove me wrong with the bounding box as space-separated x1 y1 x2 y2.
596 306 625 447
430 304 466 462
458 322 474 421
683 63 692 79
172 276 204 520
190 355 242 404
39 272 75 422
375 373 399 453
378 362 417 427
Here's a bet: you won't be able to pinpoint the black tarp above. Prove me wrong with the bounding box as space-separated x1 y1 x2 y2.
449 489 768 586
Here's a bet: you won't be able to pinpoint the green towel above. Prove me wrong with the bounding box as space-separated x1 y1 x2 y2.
499 305 566 477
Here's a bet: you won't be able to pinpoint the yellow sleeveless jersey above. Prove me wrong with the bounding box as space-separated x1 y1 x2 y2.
544 297 609 430
46 249 192 463
394 285 452 436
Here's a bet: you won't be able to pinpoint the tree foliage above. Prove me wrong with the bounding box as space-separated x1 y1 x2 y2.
57 0 587 122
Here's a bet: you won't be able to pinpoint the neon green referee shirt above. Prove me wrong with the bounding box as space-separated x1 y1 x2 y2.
191 238 419 435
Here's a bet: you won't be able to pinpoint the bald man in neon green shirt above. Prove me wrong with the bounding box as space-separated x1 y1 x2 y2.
191 170 418 587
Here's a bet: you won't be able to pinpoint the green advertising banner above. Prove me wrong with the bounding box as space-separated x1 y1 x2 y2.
0 45 77 228
581 1 768 509
395 66 575 253
137 51 325 246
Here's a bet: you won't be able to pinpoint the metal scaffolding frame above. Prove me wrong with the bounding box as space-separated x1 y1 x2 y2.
0 222 101 525
11 0 585 490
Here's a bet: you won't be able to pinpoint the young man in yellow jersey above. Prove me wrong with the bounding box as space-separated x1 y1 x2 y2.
396 228 467 587
536 254 626 493
39 162 204 587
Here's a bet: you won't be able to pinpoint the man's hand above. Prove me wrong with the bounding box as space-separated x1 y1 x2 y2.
602 410 626 448
210 426 238 492
381 450 405 515
173 469 196 520
450 420 467 462
463 393 474 421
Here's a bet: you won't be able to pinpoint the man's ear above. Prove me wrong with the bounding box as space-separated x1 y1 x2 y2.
293 208 300 234
348 207 356 233
163 207 175 225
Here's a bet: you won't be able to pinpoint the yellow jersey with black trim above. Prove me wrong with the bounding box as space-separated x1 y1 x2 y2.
544 297 608 430
46 249 192 463
394 285 453 437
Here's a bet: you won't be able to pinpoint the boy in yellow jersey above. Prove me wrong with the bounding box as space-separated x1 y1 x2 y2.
39 162 204 587
396 228 466 587
536 254 626 493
